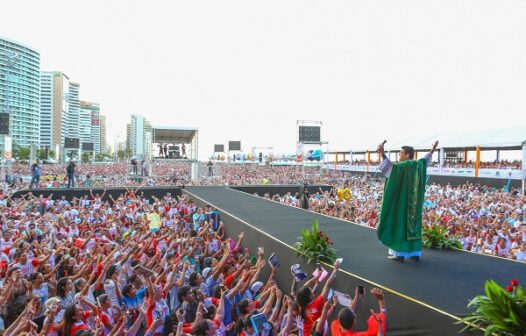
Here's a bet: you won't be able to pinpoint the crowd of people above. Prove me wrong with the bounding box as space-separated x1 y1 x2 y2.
264 177 526 262
3 162 194 194
3 163 342 194
5 158 524 193
0 188 386 336
0 159 524 335
430 160 522 169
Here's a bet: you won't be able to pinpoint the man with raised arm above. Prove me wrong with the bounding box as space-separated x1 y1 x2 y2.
376 140 438 262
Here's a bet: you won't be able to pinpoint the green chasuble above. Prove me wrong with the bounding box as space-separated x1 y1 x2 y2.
377 158 427 252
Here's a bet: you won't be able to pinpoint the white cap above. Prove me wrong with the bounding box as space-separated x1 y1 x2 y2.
251 281 263 293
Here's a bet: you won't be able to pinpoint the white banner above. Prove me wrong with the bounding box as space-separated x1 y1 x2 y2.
3 136 12 160
478 169 522 180
324 164 522 180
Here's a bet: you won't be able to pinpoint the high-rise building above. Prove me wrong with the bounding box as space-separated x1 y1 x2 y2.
40 72 85 158
99 114 107 153
39 72 53 148
79 106 92 145
67 82 80 140
39 71 70 149
126 114 152 159
126 123 131 153
0 36 41 149
80 101 100 153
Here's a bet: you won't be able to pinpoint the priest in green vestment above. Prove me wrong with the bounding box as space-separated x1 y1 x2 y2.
376 141 438 262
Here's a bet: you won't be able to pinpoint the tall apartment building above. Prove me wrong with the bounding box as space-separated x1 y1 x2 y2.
80 101 101 153
79 106 92 145
0 36 40 149
40 71 70 150
126 114 152 159
99 114 107 153
144 119 152 159
125 123 131 152
67 82 80 140
39 72 53 148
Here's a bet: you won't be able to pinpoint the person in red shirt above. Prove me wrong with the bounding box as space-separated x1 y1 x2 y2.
62 299 98 336
296 259 340 335
97 294 114 335
331 288 387 336
191 288 227 336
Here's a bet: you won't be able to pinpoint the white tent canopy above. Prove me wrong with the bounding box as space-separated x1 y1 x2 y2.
345 126 526 153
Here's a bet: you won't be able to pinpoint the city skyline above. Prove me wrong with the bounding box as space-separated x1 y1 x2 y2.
1 1 526 160
1 36 108 160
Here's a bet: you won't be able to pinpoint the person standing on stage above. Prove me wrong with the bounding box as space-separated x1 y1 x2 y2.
300 183 310 210
158 143 164 157
207 160 213 177
30 160 41 188
377 140 438 262
141 159 147 176
66 160 76 188
181 143 186 158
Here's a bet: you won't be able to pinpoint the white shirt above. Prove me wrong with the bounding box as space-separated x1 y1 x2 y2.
496 245 511 257
152 299 170 333
103 280 120 306
32 283 50 316
0 238 12 250
515 250 526 261
14 261 35 278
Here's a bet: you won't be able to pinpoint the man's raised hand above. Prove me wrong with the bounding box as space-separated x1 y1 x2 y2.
371 287 384 301
377 142 385 156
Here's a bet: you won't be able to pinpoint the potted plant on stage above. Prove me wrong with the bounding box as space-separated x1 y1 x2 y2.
422 225 462 250
459 279 526 336
293 218 338 264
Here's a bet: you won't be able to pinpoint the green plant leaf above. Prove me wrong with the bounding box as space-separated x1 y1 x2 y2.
461 280 526 335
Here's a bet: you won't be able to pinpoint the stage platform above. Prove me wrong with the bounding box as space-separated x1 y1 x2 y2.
185 186 525 335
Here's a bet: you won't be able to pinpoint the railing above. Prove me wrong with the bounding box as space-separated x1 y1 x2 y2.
323 164 524 180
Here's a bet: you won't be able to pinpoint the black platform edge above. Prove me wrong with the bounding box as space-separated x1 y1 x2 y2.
10 186 183 203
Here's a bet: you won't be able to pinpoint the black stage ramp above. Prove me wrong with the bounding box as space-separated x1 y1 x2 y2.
186 186 525 317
